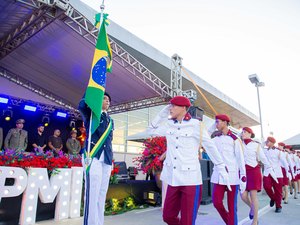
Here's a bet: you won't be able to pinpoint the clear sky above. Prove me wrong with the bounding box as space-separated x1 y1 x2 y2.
81 0 300 142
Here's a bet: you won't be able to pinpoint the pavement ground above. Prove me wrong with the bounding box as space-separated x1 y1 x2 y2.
36 191 300 225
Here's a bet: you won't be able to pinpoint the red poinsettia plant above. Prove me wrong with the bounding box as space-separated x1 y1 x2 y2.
110 160 120 184
133 136 167 174
0 150 82 173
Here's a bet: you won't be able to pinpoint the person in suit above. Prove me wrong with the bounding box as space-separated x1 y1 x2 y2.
147 96 230 225
4 119 28 153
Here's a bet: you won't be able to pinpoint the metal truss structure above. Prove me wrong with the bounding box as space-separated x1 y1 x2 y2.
0 93 81 119
170 54 183 97
0 0 174 113
109 96 171 114
182 89 197 103
0 0 67 59
0 67 80 118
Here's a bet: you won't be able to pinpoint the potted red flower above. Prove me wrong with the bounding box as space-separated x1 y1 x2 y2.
133 136 167 189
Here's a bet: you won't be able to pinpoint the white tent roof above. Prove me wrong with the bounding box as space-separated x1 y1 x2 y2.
283 133 300 146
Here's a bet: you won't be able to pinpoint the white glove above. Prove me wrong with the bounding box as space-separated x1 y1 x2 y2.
266 166 278 183
216 164 232 191
150 105 170 127
239 175 247 193
287 171 292 181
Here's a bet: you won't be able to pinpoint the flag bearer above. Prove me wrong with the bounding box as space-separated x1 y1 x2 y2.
79 92 114 225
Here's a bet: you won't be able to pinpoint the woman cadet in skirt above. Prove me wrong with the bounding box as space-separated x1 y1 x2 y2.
240 127 277 225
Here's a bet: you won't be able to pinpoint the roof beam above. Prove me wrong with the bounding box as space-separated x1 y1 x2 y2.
109 96 170 114
0 0 65 59
0 66 77 112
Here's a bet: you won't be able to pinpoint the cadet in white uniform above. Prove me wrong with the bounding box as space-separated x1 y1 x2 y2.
240 127 276 225
209 114 246 225
263 137 289 213
147 96 230 225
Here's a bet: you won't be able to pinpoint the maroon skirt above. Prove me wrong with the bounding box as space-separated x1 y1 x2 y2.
281 167 289 186
246 164 262 191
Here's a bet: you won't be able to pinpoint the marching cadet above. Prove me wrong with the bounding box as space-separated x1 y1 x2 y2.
4 119 28 153
297 151 300 195
240 127 276 225
290 147 299 198
263 137 289 213
284 145 298 199
208 114 246 225
278 143 292 204
147 96 230 225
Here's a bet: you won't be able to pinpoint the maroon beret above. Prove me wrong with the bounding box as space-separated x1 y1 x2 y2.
267 136 276 144
278 142 285 147
243 127 254 135
215 114 231 122
285 145 291 149
170 96 191 107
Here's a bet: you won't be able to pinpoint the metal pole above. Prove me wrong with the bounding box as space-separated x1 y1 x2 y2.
256 85 264 142
85 0 106 166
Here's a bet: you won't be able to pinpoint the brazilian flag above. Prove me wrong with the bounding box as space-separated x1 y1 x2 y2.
85 13 112 134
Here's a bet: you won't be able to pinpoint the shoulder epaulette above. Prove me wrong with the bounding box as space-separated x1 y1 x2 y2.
228 131 238 141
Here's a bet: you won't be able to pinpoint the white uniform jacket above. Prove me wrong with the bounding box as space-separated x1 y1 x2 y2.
243 140 271 168
295 155 300 175
292 154 300 175
263 148 289 178
285 153 295 177
209 128 246 185
147 112 225 187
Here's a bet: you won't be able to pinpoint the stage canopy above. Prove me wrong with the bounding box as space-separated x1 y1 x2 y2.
284 133 300 149
0 0 259 128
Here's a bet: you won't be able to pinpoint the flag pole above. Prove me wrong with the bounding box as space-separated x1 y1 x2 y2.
85 0 106 167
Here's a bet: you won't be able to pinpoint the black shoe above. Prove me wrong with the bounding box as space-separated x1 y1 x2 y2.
249 213 254 220
270 200 275 207
275 207 282 213
284 201 288 204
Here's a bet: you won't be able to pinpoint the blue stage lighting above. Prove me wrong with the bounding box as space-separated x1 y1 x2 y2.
56 112 67 118
0 97 9 104
24 105 37 112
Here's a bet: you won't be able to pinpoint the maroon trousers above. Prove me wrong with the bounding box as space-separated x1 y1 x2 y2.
212 184 239 225
163 185 202 225
263 175 283 208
